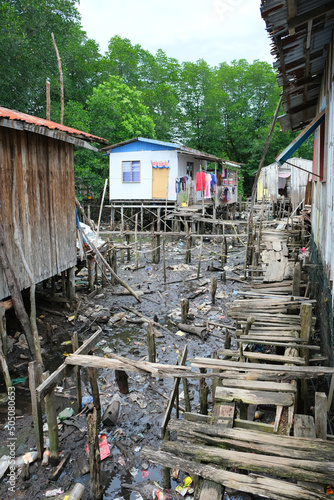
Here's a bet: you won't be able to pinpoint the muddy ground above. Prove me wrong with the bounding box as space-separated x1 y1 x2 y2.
0 230 262 500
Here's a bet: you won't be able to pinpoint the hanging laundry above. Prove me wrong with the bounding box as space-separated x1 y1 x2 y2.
220 187 231 202
204 173 211 198
232 186 235 195
196 171 207 191
210 174 217 195
175 178 181 194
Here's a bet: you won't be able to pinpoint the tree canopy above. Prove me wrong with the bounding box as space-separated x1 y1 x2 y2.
0 0 313 198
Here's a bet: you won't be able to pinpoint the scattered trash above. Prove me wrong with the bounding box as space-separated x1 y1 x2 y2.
134 446 141 452
85 434 110 461
153 489 167 500
58 407 75 421
11 376 27 385
141 470 149 478
44 488 65 497
102 399 120 426
130 466 139 477
117 456 126 467
82 395 94 405
15 451 38 467
175 330 186 336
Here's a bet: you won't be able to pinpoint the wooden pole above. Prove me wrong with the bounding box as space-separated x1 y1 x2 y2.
147 321 156 363
46 80 51 120
120 206 124 263
51 33 64 125
71 332 82 413
199 368 209 415
43 371 59 466
67 267 76 304
87 367 101 411
211 277 217 304
315 392 327 440
87 255 95 293
126 224 131 261
95 178 108 246
0 223 36 358
197 235 204 278
182 377 191 413
181 298 189 324
135 213 138 268
28 361 44 459
87 407 103 500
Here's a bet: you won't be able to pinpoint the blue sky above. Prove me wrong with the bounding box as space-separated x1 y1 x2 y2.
76 0 274 67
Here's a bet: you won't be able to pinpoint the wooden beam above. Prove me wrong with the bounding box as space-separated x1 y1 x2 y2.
288 2 334 30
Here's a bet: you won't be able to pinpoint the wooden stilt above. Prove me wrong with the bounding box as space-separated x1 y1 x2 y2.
181 298 189 324
43 371 59 466
87 407 103 500
183 377 191 413
135 213 138 268
126 224 131 261
300 303 312 413
197 235 204 278
87 367 101 411
61 271 66 298
120 206 124 263
101 251 107 287
0 305 11 390
211 277 217 304
28 361 44 460
87 256 95 293
199 368 209 415
147 321 156 363
71 332 82 413
67 267 76 304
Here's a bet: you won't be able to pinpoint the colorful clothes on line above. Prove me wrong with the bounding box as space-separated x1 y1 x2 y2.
196 171 207 191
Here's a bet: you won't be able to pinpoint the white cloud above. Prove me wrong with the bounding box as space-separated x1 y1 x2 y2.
76 0 274 66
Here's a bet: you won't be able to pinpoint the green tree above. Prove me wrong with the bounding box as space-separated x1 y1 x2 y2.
86 75 156 144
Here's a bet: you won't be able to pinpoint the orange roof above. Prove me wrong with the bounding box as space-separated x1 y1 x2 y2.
0 106 108 144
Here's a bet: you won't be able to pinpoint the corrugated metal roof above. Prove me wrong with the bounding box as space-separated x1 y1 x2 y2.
261 0 334 131
103 136 240 165
0 107 108 144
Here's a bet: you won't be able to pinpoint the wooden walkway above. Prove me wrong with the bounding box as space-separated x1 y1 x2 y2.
142 217 334 499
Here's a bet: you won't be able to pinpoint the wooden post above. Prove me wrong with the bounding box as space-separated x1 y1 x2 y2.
111 249 117 285
212 350 219 405
0 305 7 358
156 207 161 264
300 303 312 413
115 370 129 395
147 321 156 363
120 206 124 263
315 392 327 440
151 222 156 264
43 371 59 466
67 267 76 304
135 213 138 268
110 204 115 231
180 298 189 324
46 79 51 120
71 332 82 413
185 221 192 264
210 277 217 304
292 261 302 297
162 400 171 489
101 251 107 287
199 368 209 415
87 367 101 411
87 255 95 293
28 362 43 460
163 233 167 284
61 271 66 298
51 33 64 124
197 235 203 278
182 377 191 413
87 407 103 500
126 224 131 261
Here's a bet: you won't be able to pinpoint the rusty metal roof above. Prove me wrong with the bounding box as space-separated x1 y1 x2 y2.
261 0 334 131
0 107 108 144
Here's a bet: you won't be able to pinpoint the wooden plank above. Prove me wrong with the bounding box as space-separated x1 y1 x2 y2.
244 351 305 365
190 358 334 375
315 393 328 440
160 440 334 484
215 386 294 407
294 415 316 438
237 339 319 350
234 418 274 433
141 448 328 500
168 419 334 457
222 379 297 393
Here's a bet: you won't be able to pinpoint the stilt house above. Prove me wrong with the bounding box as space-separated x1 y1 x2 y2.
0 107 107 301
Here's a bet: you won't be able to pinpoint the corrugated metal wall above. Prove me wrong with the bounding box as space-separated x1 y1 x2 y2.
0 127 77 300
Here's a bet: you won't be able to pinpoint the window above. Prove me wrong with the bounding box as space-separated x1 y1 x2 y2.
122 160 140 182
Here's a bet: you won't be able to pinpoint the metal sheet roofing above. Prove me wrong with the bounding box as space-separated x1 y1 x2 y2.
103 136 241 165
261 0 334 131
0 107 108 144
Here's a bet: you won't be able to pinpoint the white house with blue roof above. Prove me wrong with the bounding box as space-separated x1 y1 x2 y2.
104 137 224 205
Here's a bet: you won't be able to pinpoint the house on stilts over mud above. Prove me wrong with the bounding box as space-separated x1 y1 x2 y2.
261 0 334 363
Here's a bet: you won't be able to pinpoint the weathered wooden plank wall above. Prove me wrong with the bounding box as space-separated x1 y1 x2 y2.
0 127 76 300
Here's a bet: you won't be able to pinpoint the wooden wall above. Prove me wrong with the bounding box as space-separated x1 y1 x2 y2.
0 127 77 300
